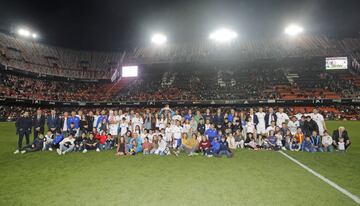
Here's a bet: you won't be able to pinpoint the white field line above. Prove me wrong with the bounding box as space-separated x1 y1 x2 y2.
279 151 360 204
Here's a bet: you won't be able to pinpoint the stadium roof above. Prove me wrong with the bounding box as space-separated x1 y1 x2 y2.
0 0 359 51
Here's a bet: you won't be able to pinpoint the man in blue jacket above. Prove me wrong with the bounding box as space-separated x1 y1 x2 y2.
205 123 218 142
68 111 80 129
216 136 233 158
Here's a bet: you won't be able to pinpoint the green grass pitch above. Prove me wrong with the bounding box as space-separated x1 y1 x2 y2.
0 121 359 206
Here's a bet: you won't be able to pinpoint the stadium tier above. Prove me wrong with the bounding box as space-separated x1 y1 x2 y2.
1 31 360 107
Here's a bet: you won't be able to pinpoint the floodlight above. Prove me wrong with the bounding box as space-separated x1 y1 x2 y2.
284 24 303 36
18 29 31 37
209 28 237 43
32 33 37 39
151 33 167 45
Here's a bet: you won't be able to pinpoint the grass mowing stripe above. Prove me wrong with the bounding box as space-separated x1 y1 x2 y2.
279 151 360 205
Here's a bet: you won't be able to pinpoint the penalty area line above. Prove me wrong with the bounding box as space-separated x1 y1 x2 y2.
279 151 360 204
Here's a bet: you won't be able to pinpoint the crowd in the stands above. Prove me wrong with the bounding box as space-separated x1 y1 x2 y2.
14 106 351 156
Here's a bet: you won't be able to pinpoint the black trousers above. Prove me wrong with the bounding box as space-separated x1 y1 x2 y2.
18 132 30 149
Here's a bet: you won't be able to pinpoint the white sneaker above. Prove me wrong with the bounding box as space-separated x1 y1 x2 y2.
281 147 286 151
14 150 20 154
96 148 100 152
56 149 62 155
82 149 87 153
188 152 193 156
62 151 66 155
207 154 213 157
21 150 26 154
48 148 53 151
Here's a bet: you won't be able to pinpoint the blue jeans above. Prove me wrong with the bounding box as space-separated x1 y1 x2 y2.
216 150 233 158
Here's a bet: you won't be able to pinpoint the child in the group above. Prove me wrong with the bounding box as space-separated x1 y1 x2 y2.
43 130 54 151
244 133 258 150
57 133 75 155
74 132 85 152
20 134 45 154
95 131 107 152
142 137 152 155
51 130 64 149
227 133 237 150
116 136 127 156
199 135 211 156
301 136 316 152
129 140 138 155
154 135 168 155
211 137 220 155
289 137 301 151
83 133 98 153
310 131 323 152
216 136 233 158
105 133 114 150
264 130 278 151
337 137 346 152
294 127 304 145
150 135 159 154
322 130 334 152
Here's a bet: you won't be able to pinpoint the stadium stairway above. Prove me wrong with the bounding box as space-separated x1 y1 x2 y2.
105 77 135 95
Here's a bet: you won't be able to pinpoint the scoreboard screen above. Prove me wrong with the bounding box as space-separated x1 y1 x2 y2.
122 66 138 77
326 57 348 70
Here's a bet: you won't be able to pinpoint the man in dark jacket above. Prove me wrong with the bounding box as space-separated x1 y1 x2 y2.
265 107 277 128
303 116 319 137
33 109 45 141
47 109 60 133
20 134 44 154
14 111 33 154
332 126 351 150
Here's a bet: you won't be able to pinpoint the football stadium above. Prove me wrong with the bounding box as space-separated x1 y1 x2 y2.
0 0 360 205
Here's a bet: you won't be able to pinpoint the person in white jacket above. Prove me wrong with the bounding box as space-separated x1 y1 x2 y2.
321 130 334 152
57 133 75 155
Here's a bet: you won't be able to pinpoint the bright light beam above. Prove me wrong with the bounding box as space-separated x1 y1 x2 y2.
284 24 303 36
209 28 237 43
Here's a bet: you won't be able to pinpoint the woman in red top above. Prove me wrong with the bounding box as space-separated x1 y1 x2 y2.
199 135 211 156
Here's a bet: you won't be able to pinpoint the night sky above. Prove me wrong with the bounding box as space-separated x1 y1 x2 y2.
0 0 359 51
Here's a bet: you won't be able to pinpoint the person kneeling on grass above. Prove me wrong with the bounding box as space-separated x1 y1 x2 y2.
43 130 54 151
48 130 64 150
74 132 86 152
116 136 127 156
83 133 98 153
216 136 233 158
20 134 45 154
322 130 334 152
199 135 211 157
95 131 107 152
142 137 152 155
310 131 323 152
57 133 76 155
211 137 220 155
175 133 199 156
301 136 316 152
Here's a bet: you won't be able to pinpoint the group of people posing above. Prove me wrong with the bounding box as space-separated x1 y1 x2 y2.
14 106 351 157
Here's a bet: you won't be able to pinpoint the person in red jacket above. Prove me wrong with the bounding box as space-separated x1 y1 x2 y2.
95 131 107 152
199 135 211 157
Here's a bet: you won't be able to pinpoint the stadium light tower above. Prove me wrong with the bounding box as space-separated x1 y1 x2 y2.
151 33 167 45
284 24 303 36
17 28 38 39
209 28 237 43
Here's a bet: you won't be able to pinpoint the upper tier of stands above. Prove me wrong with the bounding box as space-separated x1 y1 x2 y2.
1 32 360 79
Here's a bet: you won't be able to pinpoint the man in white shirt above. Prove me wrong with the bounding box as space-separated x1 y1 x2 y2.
266 121 277 135
287 116 299 135
310 108 326 136
62 112 69 134
276 107 289 128
255 107 266 134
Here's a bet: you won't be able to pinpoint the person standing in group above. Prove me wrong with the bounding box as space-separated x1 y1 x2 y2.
47 109 60 133
310 108 326 136
14 111 32 154
255 107 266 135
265 107 277 129
276 107 289 128
32 109 45 141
